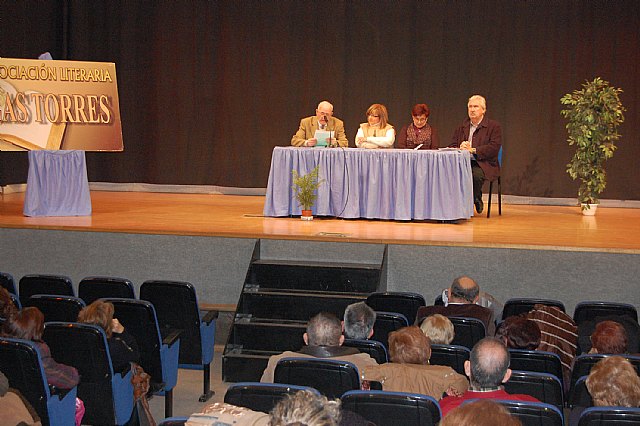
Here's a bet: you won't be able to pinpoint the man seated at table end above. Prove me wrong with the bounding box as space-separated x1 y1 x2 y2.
291 100 349 148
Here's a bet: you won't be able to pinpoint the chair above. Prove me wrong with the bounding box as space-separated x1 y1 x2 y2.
158 418 188 426
371 311 409 350
508 349 564 389
486 145 503 218
567 375 592 409
0 271 17 294
18 274 74 306
503 371 564 411
24 294 86 323
573 301 638 326
502 298 566 320
78 276 135 305
224 382 320 413
140 280 217 402
577 406 640 425
341 390 441 426
569 354 640 397
42 322 134 426
366 292 426 325
0 337 77 426
493 400 564 426
429 344 470 375
343 338 389 364
106 298 181 418
273 358 360 399
448 316 486 349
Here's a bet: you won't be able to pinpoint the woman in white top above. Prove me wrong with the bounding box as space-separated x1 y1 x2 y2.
355 103 395 149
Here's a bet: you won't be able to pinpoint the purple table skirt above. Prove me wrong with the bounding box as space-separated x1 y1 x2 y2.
263 147 473 221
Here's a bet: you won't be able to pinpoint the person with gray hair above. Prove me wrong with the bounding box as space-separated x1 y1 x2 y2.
269 389 341 426
291 100 349 147
343 302 376 340
438 337 539 417
260 312 378 383
450 94 502 214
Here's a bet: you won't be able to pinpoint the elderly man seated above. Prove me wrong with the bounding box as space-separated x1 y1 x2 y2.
343 301 376 340
260 312 378 383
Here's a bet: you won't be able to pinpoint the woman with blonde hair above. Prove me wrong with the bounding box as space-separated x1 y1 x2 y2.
355 103 395 149
420 314 455 344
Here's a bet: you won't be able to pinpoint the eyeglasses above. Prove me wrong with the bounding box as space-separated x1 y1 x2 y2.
412 116 428 123
368 114 380 118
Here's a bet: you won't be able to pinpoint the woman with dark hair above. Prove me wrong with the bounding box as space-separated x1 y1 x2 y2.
362 326 468 399
589 320 628 354
495 316 541 350
396 103 440 149
1 307 79 389
77 300 140 373
355 103 395 149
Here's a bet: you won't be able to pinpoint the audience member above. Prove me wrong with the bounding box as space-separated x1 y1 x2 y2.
0 370 42 426
525 304 577 385
0 287 17 321
395 103 440 150
363 326 468 400
419 314 455 345
568 356 640 425
589 320 629 354
260 312 378 383
291 100 348 147
355 103 395 149
577 315 640 355
438 337 539 417
77 300 140 373
343 302 376 340
416 276 496 335
495 316 541 350
1 307 79 389
450 94 502 214
440 399 522 426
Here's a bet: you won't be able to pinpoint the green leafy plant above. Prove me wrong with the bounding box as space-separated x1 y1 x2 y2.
560 77 625 209
291 165 324 211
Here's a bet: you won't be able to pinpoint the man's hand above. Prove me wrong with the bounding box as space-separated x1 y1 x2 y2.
305 138 317 147
111 318 125 334
459 140 472 151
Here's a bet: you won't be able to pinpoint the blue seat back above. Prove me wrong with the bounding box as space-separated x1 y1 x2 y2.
24 294 86 323
567 375 593 408
343 338 389 364
502 298 566 320
429 344 470 375
508 349 564 388
371 311 409 350
274 358 360 399
493 399 564 426
503 370 564 411
224 382 319 413
366 292 426 325
573 301 638 325
569 354 640 398
341 390 441 426
577 406 640 425
19 274 74 306
448 316 486 349
79 276 135 305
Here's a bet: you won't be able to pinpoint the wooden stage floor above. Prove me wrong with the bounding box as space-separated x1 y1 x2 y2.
1 191 639 254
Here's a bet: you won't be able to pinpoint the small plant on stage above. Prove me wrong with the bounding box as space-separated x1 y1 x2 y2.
560 77 625 213
291 165 324 220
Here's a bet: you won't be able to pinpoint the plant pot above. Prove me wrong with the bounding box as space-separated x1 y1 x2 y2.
581 203 598 216
301 209 313 221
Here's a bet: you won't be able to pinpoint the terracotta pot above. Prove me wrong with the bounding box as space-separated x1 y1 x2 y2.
581 203 598 216
301 209 313 221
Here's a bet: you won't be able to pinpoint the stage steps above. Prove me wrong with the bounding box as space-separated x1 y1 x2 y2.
222 240 387 382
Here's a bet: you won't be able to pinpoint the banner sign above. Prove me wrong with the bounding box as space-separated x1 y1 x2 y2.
0 58 123 151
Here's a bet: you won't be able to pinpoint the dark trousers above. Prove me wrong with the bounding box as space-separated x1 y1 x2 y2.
471 160 485 201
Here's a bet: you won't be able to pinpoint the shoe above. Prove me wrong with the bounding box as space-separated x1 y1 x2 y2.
474 198 484 214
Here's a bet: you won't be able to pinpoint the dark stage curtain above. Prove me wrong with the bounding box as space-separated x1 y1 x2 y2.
1 1 638 200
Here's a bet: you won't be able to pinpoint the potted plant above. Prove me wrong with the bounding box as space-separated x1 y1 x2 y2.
560 77 625 215
291 165 324 220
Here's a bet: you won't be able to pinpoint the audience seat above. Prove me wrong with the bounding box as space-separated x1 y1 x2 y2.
274 358 360 399
18 274 74 306
341 390 441 426
78 276 136 305
429 344 470 375
577 406 640 425
573 301 638 326
24 294 86 323
491 399 564 426
502 298 566 320
0 271 17 295
448 316 486 349
158 417 188 426
503 370 564 411
343 338 388 364
567 375 592 409
371 311 409 350
366 292 426 325
486 145 503 218
224 382 320 413
508 349 564 389
569 354 640 399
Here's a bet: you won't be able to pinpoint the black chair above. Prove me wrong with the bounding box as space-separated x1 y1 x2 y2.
366 292 426 325
448 316 486 349
0 271 17 294
140 280 217 402
42 322 134 426
78 276 135 305
567 375 593 409
493 399 564 426
343 338 389 364
158 418 188 426
508 349 564 389
502 298 566 320
429 344 470 375
573 301 638 326
24 294 86 323
371 311 409 350
18 274 74 306
569 354 640 398
274 358 360 399
224 382 320 413
341 390 441 426
0 337 77 426
106 298 181 418
577 406 640 425
503 371 564 411
486 145 503 218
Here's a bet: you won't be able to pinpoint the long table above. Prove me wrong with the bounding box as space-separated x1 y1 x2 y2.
263 147 474 221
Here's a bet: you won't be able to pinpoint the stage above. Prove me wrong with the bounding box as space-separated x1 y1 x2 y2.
1 191 639 314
